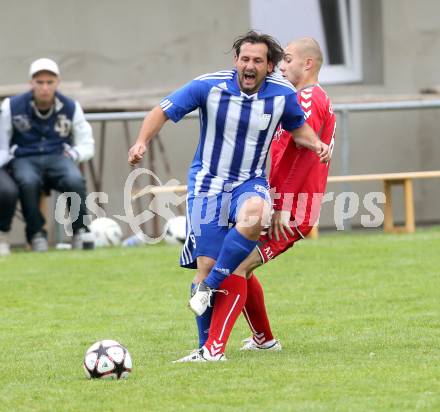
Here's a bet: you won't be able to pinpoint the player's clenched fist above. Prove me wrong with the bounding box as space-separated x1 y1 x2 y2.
128 142 146 165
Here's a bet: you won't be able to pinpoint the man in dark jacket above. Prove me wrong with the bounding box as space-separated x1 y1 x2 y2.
0 58 94 251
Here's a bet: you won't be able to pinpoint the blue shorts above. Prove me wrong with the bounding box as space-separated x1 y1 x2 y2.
180 177 270 269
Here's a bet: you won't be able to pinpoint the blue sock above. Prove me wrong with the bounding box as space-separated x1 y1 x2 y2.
204 227 257 290
192 283 214 348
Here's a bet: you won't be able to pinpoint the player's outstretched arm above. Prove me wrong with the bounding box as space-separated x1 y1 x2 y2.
128 106 169 165
290 123 330 163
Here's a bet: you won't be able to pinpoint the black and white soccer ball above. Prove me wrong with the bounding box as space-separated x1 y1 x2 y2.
164 216 186 245
89 217 123 247
83 339 132 380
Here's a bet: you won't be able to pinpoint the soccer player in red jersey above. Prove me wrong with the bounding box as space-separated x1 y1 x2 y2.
237 37 336 351
182 37 336 360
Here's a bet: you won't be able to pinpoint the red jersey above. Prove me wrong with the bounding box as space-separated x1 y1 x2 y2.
270 84 336 229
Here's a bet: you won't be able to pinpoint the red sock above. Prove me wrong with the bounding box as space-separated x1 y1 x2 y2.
204 274 247 356
242 273 274 344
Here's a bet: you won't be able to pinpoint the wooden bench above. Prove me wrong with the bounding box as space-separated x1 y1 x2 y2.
132 170 440 238
326 171 440 235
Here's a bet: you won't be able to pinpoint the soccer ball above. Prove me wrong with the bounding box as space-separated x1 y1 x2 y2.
83 339 132 380
164 215 186 245
89 217 123 247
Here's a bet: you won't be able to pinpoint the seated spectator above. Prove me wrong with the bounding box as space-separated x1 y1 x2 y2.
0 58 95 252
0 145 18 256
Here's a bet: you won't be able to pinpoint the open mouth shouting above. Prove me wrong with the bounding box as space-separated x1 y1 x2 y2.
241 71 258 92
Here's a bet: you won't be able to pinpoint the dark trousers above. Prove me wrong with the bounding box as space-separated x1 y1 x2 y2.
11 154 88 241
0 167 19 232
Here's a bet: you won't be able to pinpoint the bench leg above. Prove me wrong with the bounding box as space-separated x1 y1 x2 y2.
39 194 49 231
403 179 415 233
383 180 394 233
383 179 416 234
307 226 319 240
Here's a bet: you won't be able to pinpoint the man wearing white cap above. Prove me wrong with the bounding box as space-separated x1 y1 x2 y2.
0 58 95 251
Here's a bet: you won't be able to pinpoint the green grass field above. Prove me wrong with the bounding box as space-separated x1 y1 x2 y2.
1 228 439 412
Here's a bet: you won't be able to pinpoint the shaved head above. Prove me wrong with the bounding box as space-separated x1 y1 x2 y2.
279 37 323 89
286 37 323 73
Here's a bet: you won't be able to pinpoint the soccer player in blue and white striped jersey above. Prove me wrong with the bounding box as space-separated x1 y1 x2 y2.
128 31 330 362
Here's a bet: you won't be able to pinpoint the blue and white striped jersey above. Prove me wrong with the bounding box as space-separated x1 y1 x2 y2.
160 69 304 195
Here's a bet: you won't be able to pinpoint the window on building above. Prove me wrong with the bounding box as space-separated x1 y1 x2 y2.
250 0 362 84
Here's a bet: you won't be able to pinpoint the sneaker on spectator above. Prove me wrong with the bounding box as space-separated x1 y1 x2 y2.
31 231 48 252
72 230 83 250
0 231 11 256
72 228 95 250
